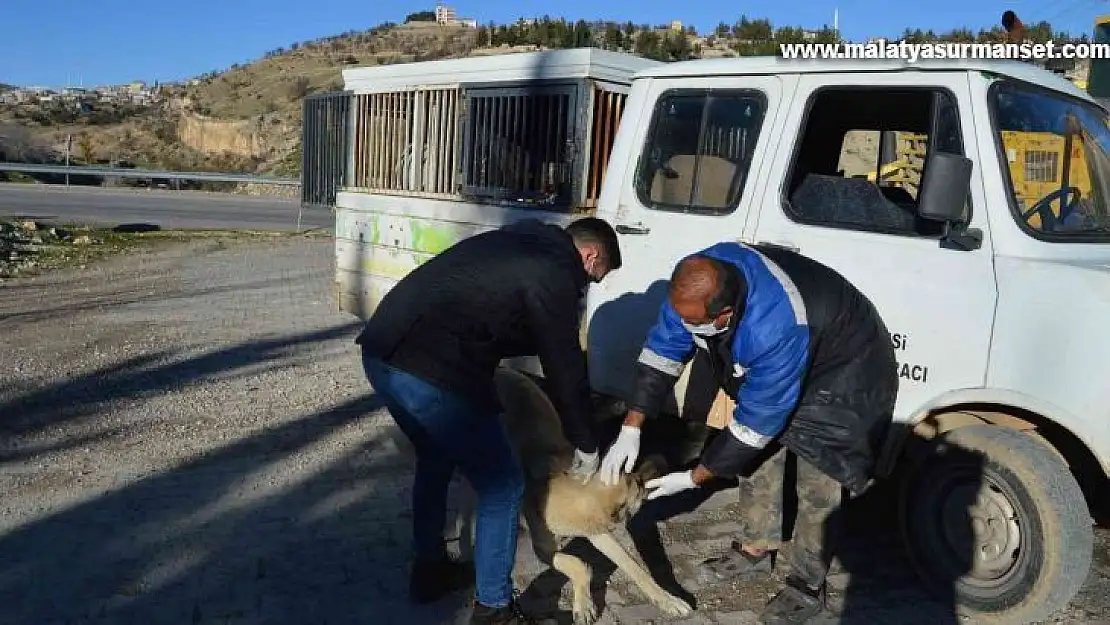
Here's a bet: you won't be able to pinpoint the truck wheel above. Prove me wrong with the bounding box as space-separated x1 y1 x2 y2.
898 424 1093 623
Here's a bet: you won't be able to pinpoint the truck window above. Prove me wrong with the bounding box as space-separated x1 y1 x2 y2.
634 89 767 215
782 87 966 237
990 80 1110 239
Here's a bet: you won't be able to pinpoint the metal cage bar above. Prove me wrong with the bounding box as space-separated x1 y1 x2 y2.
301 91 352 208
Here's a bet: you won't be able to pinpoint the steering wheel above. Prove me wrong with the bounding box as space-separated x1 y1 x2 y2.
1023 186 1082 232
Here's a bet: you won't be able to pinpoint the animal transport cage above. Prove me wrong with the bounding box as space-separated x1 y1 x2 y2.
321 48 664 319
333 48 661 211
299 47 661 213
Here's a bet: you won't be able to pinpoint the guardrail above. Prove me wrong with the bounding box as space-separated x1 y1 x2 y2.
0 162 300 186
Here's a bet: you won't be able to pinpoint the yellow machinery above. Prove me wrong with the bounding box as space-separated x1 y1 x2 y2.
860 15 1110 231
867 128 1094 231
867 132 927 196
998 130 1093 229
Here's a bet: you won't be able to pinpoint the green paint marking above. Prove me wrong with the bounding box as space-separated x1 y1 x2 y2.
367 218 380 246
409 220 461 255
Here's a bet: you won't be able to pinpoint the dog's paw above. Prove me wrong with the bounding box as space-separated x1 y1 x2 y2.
571 596 598 625
652 592 693 618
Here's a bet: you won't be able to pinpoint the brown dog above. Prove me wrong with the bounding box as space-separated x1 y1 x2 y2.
454 365 694 624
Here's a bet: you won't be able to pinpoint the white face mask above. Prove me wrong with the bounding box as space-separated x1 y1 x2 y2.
682 320 726 337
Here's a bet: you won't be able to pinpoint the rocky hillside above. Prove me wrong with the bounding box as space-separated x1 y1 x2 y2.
2 21 484 183
1 15 1094 187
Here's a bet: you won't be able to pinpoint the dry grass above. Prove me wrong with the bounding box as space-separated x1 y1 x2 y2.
183 23 481 121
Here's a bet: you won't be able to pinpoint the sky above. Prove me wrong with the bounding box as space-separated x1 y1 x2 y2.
0 0 1103 89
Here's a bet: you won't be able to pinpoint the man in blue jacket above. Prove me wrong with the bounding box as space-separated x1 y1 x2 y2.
599 241 898 623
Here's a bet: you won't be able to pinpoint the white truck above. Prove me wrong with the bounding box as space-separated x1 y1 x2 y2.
302 48 1109 623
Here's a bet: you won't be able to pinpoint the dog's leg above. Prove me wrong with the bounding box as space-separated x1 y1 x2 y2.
454 484 476 562
552 552 597 625
521 493 600 625
586 533 693 618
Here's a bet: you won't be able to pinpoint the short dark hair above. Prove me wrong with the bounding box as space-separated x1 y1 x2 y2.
1002 10 1016 29
565 217 622 270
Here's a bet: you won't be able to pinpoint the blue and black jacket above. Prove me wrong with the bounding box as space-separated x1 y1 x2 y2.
629 242 899 494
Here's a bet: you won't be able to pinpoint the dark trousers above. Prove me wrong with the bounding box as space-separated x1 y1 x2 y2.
682 350 845 589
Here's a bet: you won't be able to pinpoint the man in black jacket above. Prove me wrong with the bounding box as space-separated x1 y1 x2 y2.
356 217 621 625
599 241 898 623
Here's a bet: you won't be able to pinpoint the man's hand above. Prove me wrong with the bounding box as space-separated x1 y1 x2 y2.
600 425 641 485
644 469 698 500
569 448 599 483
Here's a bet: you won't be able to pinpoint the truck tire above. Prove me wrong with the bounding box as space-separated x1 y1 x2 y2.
897 424 1094 624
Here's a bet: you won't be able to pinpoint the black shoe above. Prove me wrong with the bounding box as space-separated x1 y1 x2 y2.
469 598 539 624
695 541 775 585
758 574 828 624
409 556 475 604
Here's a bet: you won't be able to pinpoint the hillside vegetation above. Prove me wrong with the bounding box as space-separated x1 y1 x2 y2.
0 14 1092 188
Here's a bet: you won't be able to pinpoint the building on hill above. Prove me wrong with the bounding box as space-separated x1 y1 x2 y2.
435 3 455 24
435 3 476 28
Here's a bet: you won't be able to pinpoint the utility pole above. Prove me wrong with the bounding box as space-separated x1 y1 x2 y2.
65 133 72 187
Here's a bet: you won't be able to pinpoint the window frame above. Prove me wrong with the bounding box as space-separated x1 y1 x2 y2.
457 79 586 211
777 83 973 239
986 75 1110 244
633 87 769 217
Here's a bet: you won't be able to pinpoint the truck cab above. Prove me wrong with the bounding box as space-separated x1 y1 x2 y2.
305 51 1110 624
583 56 1108 624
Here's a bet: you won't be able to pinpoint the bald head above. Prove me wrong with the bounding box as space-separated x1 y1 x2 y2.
669 254 740 327
671 256 722 309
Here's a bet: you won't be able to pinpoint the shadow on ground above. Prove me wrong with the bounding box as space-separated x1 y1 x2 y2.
0 325 487 625
0 321 363 445
514 417 988 625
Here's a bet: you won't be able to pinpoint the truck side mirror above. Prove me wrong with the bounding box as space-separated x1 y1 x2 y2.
917 151 972 223
917 151 983 251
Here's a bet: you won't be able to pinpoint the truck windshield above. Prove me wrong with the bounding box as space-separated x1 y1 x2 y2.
991 79 1110 239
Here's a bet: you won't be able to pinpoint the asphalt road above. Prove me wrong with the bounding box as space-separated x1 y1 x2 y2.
0 183 332 231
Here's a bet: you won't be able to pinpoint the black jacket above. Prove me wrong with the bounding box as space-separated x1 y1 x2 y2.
631 243 898 494
355 219 598 453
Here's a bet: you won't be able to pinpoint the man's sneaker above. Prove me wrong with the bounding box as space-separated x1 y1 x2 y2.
469 598 540 624
695 540 775 585
409 556 475 604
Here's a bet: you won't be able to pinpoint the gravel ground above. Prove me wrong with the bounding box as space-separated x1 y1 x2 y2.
0 235 1106 625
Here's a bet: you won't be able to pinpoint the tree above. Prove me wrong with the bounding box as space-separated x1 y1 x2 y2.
75 132 95 163
661 32 694 61
604 24 624 51
635 30 665 60
573 20 593 47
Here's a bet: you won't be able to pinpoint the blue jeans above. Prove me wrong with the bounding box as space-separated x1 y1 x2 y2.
362 353 524 608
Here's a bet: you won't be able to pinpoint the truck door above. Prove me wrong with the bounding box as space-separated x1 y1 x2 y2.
749 71 998 424
586 74 793 407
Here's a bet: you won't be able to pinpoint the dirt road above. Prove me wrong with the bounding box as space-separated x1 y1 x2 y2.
0 235 1106 625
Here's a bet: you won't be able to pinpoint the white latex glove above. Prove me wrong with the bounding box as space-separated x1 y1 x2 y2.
569 448 599 483
599 425 641 485
645 470 697 500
